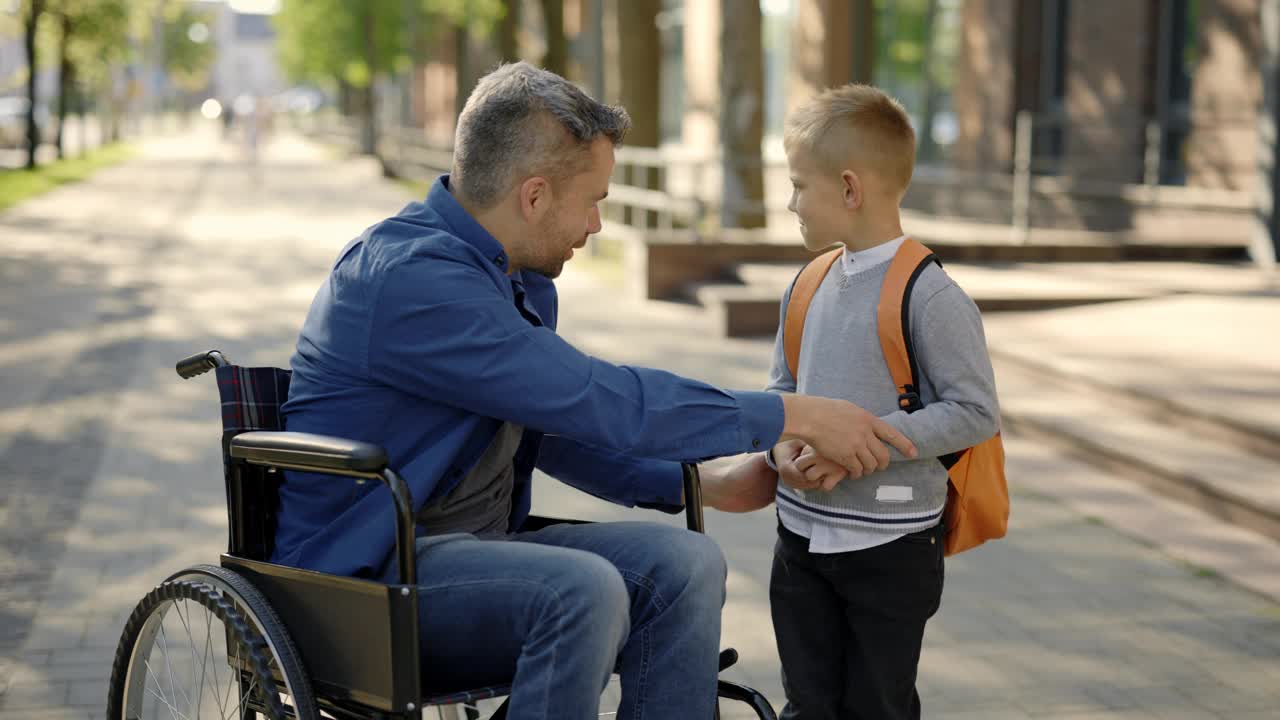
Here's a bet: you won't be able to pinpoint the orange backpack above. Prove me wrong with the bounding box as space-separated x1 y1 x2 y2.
782 238 1009 556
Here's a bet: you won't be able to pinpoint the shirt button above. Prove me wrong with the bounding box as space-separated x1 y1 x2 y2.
752 438 761 448
493 254 505 265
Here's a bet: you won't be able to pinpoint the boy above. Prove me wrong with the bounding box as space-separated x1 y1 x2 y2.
765 84 1001 719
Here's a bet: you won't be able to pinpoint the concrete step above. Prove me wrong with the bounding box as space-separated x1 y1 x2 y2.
687 283 784 338
699 259 1253 338
993 354 1280 543
622 233 1251 303
736 259 1267 298
736 261 1149 311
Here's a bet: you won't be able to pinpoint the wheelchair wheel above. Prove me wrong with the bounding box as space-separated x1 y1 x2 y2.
108 566 318 720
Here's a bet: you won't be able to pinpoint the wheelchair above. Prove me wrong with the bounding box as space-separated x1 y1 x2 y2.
106 350 779 720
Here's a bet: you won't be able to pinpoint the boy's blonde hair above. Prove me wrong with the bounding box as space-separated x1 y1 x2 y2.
784 84 916 197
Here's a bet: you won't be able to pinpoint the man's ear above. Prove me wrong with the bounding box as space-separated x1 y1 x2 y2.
519 176 554 222
841 170 862 210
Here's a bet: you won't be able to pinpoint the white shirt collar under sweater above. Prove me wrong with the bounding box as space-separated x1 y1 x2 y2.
840 235 906 276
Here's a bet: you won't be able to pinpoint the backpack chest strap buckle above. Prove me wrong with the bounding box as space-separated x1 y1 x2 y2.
898 386 924 413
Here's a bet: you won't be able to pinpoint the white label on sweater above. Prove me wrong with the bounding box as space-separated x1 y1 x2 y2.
876 485 913 503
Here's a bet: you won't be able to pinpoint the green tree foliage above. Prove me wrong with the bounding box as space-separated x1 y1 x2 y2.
158 2 215 92
49 0 131 86
274 0 506 89
274 0 506 156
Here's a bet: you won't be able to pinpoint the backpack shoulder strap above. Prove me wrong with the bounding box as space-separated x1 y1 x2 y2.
783 248 842 379
877 238 941 412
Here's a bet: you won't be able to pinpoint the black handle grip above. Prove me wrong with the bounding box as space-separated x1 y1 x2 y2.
718 648 739 672
176 350 228 379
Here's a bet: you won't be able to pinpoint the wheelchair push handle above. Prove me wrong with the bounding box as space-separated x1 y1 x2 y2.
176 350 229 379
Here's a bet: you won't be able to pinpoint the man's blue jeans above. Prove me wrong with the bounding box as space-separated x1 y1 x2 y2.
399 521 727 720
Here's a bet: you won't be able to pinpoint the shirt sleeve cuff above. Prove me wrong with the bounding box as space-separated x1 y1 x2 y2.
730 390 786 455
634 460 687 514
763 445 779 471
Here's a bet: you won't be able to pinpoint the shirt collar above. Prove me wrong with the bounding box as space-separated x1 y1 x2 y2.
427 174 513 274
841 234 907 275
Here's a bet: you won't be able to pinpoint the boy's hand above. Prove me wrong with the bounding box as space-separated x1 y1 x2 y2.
795 446 850 491
775 439 823 491
779 395 916 477
700 453 777 513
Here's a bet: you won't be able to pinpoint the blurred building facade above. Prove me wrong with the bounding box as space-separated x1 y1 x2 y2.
951 0 1262 191
193 0 282 105
388 0 1275 256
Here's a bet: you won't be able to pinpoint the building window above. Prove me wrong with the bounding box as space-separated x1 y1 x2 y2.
1155 0 1199 185
871 0 965 166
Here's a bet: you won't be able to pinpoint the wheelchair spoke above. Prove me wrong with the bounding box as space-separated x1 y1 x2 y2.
192 602 212 720
172 600 205 719
220 653 240 720
146 684 191 720
202 605 229 720
159 620 195 712
144 658 181 718
224 673 260 720
143 658 188 720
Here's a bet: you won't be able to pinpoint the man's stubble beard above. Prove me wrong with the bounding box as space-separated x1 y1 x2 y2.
528 209 570 279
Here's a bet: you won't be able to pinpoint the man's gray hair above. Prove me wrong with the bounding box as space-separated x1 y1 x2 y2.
452 62 631 208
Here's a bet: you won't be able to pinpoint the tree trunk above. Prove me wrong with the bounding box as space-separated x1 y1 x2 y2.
580 0 605 97
55 14 72 160
720 0 766 229
78 82 88 155
1256 0 1279 266
498 0 520 62
104 75 120 143
360 2 378 156
918 0 940 165
615 0 661 227
539 0 567 76
616 0 661 145
24 0 45 170
454 25 470 120
852 0 876 84
338 79 351 116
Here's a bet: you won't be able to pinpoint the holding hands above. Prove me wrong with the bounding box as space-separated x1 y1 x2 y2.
705 396 917 511
773 440 850 492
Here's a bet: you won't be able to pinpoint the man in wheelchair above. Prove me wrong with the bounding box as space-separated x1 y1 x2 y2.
278 62 917 719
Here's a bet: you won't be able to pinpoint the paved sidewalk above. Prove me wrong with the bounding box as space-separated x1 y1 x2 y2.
1 126 1278 719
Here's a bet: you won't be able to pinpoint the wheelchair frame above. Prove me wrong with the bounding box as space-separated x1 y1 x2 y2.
108 350 777 720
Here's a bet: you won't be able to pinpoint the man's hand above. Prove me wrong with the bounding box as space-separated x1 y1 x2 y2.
795 446 849 491
700 454 778 513
780 395 917 478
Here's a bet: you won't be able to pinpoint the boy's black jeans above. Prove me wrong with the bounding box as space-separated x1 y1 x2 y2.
771 520 945 720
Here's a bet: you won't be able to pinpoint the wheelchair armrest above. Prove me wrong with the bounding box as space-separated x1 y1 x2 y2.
230 431 389 476
230 431 417 585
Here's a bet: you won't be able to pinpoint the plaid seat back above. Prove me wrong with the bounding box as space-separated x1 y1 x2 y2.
215 365 293 434
214 365 292 560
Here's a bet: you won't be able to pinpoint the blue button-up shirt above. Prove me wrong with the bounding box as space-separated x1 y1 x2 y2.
275 176 785 577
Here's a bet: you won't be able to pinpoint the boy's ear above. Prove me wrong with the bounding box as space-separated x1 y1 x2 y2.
841 170 863 210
